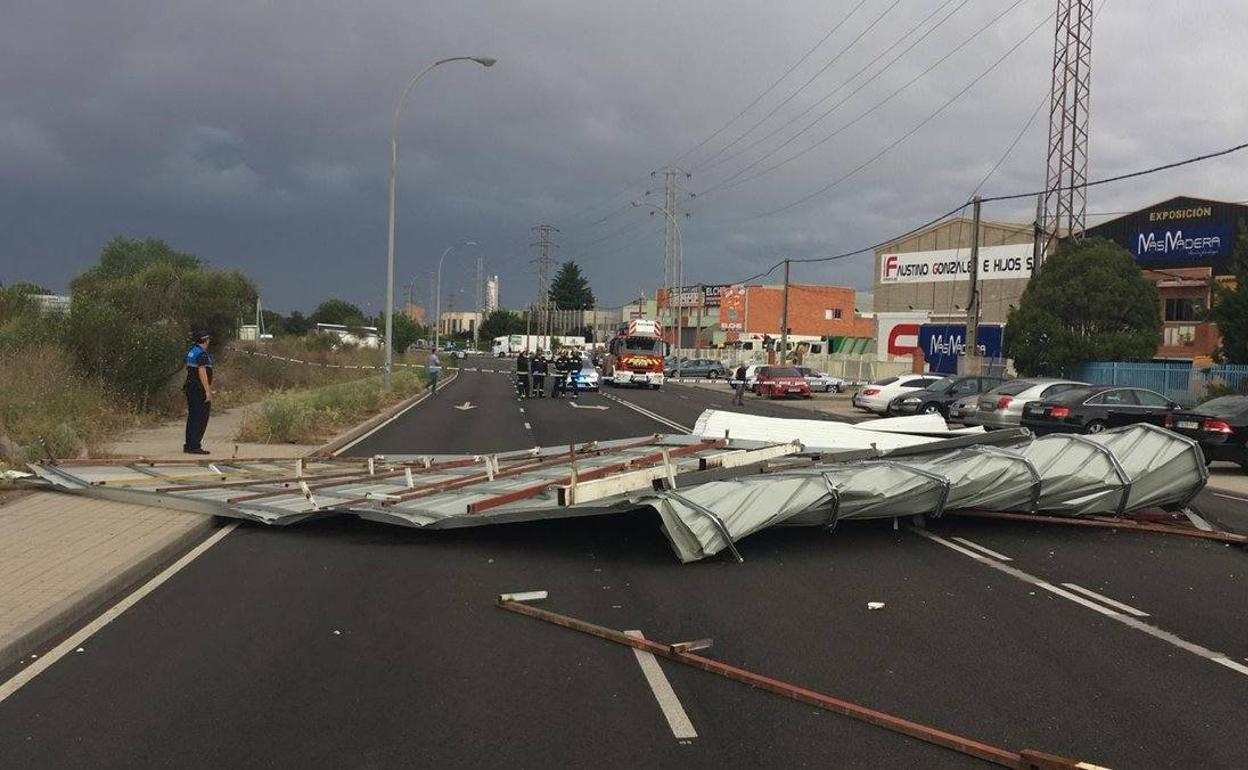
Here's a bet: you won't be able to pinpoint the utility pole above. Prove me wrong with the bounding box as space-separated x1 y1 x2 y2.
964 195 983 375
474 252 484 350
646 167 693 359
779 259 790 365
531 223 559 353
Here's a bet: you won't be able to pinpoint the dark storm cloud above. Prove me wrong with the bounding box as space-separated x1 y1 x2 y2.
2 0 1245 311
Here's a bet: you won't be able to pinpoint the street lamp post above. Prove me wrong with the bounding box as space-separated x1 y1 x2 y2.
384 55 496 388
434 240 477 351
632 200 684 379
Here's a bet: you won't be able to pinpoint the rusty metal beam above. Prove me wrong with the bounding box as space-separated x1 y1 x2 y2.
497 596 1093 769
321 437 666 510
955 509 1248 547
467 440 726 515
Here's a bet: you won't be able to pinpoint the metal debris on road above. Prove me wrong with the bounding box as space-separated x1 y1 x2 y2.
27 414 1210 564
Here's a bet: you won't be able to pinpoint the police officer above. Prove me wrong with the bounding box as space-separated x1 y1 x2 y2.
532 350 548 397
732 363 748 406
551 350 570 399
183 329 213 455
516 349 531 398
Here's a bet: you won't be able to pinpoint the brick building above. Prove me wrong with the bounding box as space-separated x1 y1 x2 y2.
717 283 874 339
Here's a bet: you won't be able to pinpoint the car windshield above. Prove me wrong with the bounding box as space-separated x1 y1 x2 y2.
926 377 957 394
769 367 801 377
1193 395 1248 418
990 380 1036 396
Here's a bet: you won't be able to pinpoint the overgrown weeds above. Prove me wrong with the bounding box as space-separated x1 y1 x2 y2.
235 369 426 444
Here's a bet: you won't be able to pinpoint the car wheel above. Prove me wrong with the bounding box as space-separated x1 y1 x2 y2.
922 403 941 415
708 370 719 379
1084 419 1107 434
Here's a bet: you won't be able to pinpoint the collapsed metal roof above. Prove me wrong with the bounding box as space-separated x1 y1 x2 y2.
27 416 1208 563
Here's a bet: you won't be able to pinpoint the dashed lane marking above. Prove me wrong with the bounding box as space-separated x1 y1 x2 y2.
624 630 697 740
0 523 240 703
1060 583 1150 617
950 536 1013 562
524 422 531 430
914 528 1248 680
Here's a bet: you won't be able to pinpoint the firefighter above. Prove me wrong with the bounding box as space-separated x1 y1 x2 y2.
532 350 548 397
516 349 531 398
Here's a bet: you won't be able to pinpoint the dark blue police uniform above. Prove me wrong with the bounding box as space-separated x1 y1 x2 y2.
183 340 214 453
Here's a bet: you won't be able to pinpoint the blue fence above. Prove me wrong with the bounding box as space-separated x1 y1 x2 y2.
1070 361 1248 405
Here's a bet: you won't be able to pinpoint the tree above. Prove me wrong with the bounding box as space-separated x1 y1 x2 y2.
309 299 365 327
1004 237 1160 376
548 261 595 310
478 310 525 341
392 313 422 353
282 311 311 337
1208 219 1248 363
62 236 258 406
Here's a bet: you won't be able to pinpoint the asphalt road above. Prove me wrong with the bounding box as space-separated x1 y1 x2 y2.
3 359 1248 768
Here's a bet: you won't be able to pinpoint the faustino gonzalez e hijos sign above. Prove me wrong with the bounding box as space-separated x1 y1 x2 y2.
879 244 1034 285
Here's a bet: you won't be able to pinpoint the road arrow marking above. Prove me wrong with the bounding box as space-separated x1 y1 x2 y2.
454 401 477 411
569 401 608 410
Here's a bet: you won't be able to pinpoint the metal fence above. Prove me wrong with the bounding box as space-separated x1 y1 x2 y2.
1070 361 1248 405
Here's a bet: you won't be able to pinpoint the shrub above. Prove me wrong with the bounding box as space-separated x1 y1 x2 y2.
235 370 424 444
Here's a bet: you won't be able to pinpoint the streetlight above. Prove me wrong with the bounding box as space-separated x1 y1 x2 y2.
384 55 496 388
434 240 477 350
633 200 685 379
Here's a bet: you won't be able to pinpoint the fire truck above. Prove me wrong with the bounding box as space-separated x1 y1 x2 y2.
604 318 667 388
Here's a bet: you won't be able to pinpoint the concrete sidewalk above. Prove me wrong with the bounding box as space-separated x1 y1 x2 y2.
0 490 218 673
105 403 316 461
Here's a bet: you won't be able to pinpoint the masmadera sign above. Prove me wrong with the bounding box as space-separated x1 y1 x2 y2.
880 244 1034 284
919 324 1004 374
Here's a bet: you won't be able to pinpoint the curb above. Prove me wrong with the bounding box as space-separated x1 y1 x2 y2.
314 371 459 458
0 514 222 674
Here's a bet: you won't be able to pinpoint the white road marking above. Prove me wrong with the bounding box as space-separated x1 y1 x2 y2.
1060 583 1150 617
624 630 697 740
1212 492 1248 503
0 523 239 704
523 422 531 430
950 536 1013 562
519 407 525 413
913 529 1248 680
602 393 691 433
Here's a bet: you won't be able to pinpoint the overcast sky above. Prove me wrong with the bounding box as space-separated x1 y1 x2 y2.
2 0 1246 314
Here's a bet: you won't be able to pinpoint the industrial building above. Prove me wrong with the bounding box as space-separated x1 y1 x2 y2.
871 196 1248 367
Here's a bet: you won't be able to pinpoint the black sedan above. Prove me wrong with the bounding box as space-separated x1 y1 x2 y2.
1020 385 1180 434
1164 395 1248 469
887 375 1006 418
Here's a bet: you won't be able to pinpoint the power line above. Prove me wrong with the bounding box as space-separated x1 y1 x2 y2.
707 0 1036 201
750 7 1054 220
980 140 1248 203
691 0 899 172
671 0 870 167
698 0 968 187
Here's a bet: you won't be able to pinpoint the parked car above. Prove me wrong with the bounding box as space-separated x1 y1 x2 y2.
796 366 845 393
753 366 812 399
964 378 1089 429
1020 386 1180 434
667 358 727 379
852 374 944 414
888 376 1008 418
1164 395 1248 469
947 394 981 426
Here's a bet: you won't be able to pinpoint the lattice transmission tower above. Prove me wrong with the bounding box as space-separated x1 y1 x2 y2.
531 223 559 341
1040 0 1094 263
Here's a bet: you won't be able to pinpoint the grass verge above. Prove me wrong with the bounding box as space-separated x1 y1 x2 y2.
234 368 427 445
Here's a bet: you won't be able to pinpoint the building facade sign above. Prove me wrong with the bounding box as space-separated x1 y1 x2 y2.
879 244 1034 285
1133 224 1232 262
918 324 1004 374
